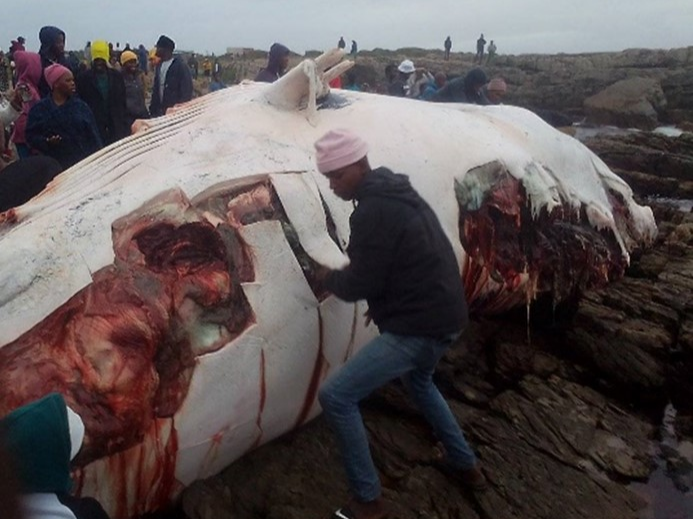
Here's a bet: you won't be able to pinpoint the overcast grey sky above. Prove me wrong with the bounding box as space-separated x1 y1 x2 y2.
4 0 692 56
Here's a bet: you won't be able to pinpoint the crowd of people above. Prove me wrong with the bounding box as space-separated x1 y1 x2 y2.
382 59 507 105
0 27 199 210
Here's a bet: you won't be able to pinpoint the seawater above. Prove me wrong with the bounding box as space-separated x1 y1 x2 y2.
646 196 693 213
630 404 693 519
572 124 686 142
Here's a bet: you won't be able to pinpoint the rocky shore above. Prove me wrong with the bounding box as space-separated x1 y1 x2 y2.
226 46 693 131
177 122 693 517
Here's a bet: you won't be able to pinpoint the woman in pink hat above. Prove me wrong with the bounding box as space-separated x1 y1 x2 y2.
26 64 102 169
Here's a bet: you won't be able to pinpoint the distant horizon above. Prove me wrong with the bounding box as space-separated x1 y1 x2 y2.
5 0 691 58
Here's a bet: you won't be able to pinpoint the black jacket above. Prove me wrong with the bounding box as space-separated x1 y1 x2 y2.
76 68 129 145
150 56 193 117
326 167 468 337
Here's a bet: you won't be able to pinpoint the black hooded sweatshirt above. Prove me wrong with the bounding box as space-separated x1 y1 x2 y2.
38 26 69 98
326 167 468 337
254 43 289 83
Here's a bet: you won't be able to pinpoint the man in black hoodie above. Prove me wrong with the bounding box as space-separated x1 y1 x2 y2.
254 43 290 83
314 129 485 519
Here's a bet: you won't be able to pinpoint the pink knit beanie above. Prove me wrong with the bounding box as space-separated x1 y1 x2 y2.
44 64 72 90
314 129 369 173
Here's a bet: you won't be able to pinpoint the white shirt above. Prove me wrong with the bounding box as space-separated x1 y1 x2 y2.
158 58 174 101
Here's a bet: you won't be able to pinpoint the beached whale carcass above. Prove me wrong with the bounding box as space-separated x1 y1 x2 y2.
0 50 656 517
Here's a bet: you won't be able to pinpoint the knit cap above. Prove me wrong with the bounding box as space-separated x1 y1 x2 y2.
314 129 369 173
91 40 109 62
44 64 71 90
120 50 138 65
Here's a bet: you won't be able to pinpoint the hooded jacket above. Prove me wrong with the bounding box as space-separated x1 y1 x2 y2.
254 43 289 83
38 26 69 98
431 68 490 105
0 393 109 519
326 167 468 337
11 51 42 145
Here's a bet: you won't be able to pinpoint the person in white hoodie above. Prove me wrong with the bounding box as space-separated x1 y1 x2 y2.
0 393 109 519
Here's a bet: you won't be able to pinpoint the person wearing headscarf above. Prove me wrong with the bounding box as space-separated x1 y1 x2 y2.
76 40 129 145
0 393 110 519
120 50 149 129
26 64 103 169
37 26 69 98
11 51 43 159
431 67 490 105
149 35 193 117
254 43 290 83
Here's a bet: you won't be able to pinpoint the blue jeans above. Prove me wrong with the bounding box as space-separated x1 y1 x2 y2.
318 331 477 502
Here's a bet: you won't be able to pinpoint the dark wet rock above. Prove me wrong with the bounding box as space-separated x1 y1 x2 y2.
584 77 667 130
584 132 693 191
583 131 693 208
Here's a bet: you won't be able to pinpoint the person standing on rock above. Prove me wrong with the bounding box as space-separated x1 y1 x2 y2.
475 33 486 64
314 129 487 519
444 36 452 60
487 40 497 64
